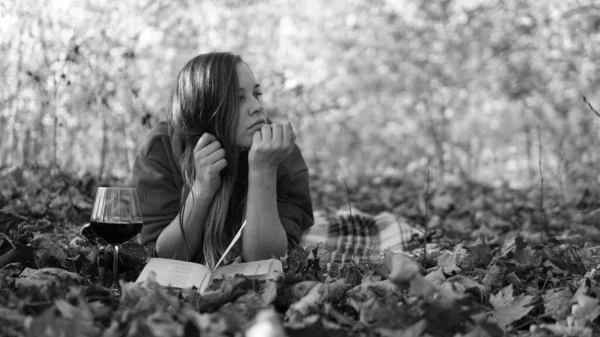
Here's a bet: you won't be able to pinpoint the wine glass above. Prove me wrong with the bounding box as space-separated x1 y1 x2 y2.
90 187 143 294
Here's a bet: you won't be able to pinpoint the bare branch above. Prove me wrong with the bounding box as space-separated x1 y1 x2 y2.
422 170 430 265
583 96 600 118
537 126 547 237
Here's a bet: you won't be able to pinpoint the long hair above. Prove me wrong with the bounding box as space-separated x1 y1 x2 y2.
167 52 246 268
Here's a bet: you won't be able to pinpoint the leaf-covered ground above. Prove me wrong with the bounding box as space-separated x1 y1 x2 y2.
2 166 600 337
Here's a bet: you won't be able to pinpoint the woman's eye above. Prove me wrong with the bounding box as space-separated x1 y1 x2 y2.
254 92 263 100
239 95 245 102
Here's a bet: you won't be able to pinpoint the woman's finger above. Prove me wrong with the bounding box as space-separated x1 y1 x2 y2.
195 141 221 159
252 129 262 146
260 124 272 142
282 122 293 146
206 148 226 164
194 133 218 151
271 123 283 144
212 158 228 172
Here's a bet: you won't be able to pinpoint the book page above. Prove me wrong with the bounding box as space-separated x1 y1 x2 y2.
209 259 282 284
136 258 211 289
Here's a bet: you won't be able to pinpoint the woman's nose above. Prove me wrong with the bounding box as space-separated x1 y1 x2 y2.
251 100 264 117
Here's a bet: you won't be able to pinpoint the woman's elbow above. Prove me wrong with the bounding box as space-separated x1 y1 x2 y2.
244 237 288 261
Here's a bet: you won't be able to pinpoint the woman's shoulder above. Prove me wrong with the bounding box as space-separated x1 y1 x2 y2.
137 121 170 158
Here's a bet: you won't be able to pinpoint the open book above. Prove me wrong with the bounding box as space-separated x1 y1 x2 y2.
135 258 283 293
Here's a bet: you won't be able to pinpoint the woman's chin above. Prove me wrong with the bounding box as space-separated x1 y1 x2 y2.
237 140 253 149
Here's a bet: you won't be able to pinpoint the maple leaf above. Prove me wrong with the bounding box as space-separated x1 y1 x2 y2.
437 243 467 274
459 236 493 269
542 288 572 321
499 235 542 270
481 264 503 291
488 284 534 331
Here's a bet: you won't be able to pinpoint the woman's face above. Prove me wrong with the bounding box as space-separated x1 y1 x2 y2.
234 62 265 148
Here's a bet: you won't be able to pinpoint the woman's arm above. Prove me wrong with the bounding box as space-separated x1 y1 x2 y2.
155 182 215 260
156 132 226 261
243 167 288 261
243 122 297 261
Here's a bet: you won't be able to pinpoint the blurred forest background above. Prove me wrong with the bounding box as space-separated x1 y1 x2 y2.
1 0 600 194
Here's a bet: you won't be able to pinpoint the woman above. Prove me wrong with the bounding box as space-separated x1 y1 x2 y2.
132 52 314 269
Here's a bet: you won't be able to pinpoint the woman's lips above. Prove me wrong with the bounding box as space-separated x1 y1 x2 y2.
249 121 265 130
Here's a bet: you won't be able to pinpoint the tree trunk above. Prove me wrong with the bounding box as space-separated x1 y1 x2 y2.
22 127 32 166
6 18 27 167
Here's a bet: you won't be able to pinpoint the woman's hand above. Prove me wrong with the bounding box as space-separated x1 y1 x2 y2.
248 122 295 172
194 133 227 194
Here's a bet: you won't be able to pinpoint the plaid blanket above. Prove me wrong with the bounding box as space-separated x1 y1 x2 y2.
300 208 424 265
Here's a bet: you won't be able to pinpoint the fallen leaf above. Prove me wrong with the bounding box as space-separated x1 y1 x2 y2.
447 275 488 299
542 288 572 321
424 267 446 286
481 264 503 291
438 244 467 274
488 284 534 331
460 236 493 269
384 251 420 283
286 278 351 323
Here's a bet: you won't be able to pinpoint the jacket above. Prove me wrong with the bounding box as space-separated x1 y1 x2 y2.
131 121 314 258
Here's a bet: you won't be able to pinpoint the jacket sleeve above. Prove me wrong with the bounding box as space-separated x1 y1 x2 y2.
132 136 181 247
277 145 314 247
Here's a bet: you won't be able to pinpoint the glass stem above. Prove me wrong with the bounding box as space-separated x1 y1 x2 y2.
112 244 120 288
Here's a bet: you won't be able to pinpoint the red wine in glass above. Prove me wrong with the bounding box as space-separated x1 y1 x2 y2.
90 187 143 294
89 221 143 245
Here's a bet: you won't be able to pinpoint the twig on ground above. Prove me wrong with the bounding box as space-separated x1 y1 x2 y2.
541 274 550 292
537 126 546 238
341 177 353 219
423 170 430 265
583 96 600 118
